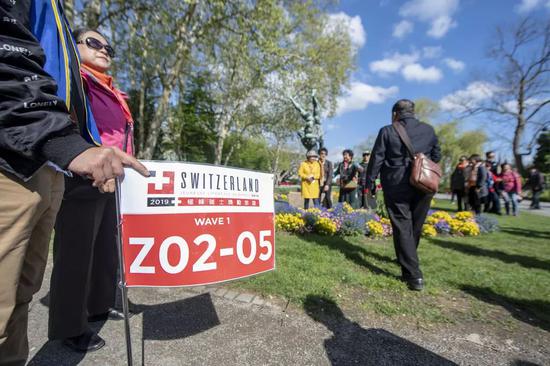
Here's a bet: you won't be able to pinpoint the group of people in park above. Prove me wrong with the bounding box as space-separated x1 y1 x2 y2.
300 99 441 292
450 151 546 216
298 149 376 210
1 2 150 363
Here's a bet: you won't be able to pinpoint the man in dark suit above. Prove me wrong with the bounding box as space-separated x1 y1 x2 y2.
318 147 334 208
365 99 441 291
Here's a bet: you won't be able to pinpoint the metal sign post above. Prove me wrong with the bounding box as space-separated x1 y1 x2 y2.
115 178 133 366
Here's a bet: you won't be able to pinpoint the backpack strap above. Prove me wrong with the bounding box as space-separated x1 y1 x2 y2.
392 121 415 158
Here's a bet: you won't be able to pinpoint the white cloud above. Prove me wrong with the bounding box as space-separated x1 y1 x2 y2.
327 12 367 48
393 20 414 39
325 123 339 131
336 81 398 115
443 57 465 72
402 63 443 82
427 15 457 38
422 46 443 59
369 52 420 74
440 81 498 112
515 0 546 12
399 0 459 39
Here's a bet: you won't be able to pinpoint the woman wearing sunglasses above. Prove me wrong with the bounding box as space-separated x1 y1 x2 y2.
48 28 134 353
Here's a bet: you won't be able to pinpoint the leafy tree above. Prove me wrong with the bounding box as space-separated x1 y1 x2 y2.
436 121 486 189
533 129 550 173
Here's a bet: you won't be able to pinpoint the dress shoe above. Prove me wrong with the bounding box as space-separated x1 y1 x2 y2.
406 278 424 291
88 308 134 322
63 330 105 353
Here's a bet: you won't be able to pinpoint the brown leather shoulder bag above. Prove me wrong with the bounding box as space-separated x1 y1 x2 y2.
392 122 441 194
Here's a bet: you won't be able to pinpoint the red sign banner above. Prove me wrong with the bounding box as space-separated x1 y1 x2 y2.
118 161 275 287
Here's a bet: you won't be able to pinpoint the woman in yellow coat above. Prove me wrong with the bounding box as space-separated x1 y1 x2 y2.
298 150 322 209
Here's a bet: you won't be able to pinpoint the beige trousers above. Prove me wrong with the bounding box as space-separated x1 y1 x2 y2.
0 167 64 365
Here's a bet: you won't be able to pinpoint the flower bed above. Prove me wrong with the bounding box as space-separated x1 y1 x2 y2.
274 201 498 238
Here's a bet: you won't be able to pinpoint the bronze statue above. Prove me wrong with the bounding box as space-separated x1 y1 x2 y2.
289 90 324 152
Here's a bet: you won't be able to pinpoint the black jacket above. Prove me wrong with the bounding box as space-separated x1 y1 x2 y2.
0 0 92 181
365 117 441 193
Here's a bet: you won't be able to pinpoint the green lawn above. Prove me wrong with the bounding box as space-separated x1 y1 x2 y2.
231 200 550 331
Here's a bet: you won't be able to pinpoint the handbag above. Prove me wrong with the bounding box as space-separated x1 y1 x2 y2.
343 180 358 190
392 122 441 194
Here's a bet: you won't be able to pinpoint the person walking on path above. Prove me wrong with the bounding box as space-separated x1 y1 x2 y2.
48 28 137 353
365 99 441 291
336 150 361 208
450 156 468 211
467 154 488 215
501 163 522 216
0 3 148 365
526 167 545 209
298 150 321 209
318 148 334 209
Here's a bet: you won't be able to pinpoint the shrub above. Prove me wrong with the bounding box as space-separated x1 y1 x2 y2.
475 214 499 233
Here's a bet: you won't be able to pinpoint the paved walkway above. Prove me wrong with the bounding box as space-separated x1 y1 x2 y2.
435 193 550 216
25 258 549 365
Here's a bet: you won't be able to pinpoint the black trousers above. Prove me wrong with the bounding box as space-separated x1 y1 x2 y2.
48 177 118 340
319 186 333 209
452 189 465 211
384 188 433 280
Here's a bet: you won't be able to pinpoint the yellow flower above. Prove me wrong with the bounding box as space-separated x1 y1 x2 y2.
343 202 354 213
459 221 480 236
448 218 462 234
380 217 391 226
367 220 384 237
455 211 474 221
315 217 337 235
421 224 437 237
425 216 439 225
306 207 321 215
280 194 288 200
431 211 453 222
275 213 305 233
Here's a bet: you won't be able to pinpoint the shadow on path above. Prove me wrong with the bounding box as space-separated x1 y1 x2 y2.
461 285 550 332
299 234 400 280
137 292 220 341
428 238 550 272
303 295 457 366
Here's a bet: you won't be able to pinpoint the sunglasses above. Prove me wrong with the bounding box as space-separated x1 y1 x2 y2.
77 37 115 58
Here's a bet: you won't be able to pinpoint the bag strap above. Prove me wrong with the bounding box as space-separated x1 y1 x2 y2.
392 121 415 158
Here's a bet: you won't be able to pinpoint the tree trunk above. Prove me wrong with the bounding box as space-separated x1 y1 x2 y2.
140 84 173 159
214 114 231 165
513 81 526 174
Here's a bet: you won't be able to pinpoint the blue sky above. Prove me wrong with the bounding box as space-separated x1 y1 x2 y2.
323 0 550 162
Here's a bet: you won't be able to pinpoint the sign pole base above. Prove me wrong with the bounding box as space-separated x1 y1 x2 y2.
116 179 133 366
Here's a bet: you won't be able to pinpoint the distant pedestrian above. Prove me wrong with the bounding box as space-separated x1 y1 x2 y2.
467 154 488 215
450 156 468 211
318 148 334 209
359 151 376 209
298 150 321 209
500 163 522 216
365 99 441 291
485 151 499 175
484 161 501 215
336 149 361 208
526 167 545 209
